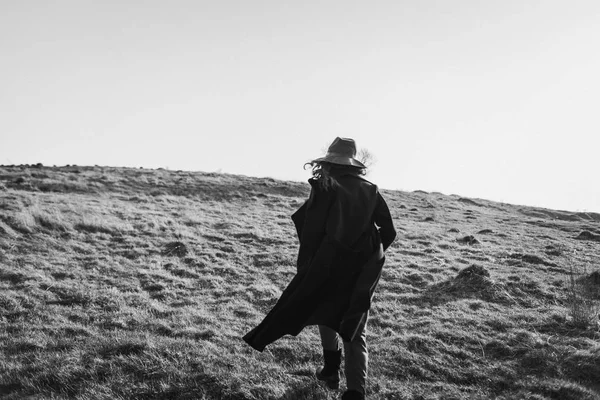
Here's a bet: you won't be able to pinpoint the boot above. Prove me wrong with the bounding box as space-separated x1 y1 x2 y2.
341 390 365 400
315 349 341 389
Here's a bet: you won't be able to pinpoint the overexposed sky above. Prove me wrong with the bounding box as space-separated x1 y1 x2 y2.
1 0 599 212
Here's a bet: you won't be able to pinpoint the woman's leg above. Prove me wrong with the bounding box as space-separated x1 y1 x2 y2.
316 325 342 389
318 325 341 351
343 314 368 395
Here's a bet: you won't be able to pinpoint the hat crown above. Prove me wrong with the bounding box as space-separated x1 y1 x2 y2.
310 137 366 169
327 137 357 158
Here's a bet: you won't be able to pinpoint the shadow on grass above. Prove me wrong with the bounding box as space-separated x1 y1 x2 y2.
279 381 338 400
131 372 253 400
0 383 22 397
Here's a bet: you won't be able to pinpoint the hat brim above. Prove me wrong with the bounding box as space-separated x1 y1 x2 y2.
311 156 366 169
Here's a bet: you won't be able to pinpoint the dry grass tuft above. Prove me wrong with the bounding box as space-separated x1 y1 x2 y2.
576 231 600 242
163 241 189 257
566 263 600 329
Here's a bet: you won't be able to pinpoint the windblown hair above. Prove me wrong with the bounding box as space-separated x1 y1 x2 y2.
304 161 366 190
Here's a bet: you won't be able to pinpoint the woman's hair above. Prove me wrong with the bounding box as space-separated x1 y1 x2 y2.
304 161 366 190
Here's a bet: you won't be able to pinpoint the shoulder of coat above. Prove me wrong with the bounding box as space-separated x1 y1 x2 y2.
354 175 378 189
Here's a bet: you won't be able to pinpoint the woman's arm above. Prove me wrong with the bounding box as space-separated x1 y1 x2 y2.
373 192 396 251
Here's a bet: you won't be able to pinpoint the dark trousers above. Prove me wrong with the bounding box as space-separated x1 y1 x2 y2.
318 314 368 394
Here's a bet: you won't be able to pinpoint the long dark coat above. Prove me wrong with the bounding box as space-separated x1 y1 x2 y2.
243 174 396 352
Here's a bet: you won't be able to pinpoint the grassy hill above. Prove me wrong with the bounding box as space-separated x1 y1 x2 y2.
1 165 599 400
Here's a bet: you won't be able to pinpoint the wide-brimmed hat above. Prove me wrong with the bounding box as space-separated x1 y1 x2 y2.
311 137 366 168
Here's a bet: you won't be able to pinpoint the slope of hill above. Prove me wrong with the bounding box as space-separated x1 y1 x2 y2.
1 165 599 400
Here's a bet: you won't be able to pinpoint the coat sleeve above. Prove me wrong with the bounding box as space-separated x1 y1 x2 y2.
373 192 396 251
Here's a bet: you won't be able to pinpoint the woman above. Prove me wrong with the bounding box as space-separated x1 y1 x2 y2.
243 137 396 400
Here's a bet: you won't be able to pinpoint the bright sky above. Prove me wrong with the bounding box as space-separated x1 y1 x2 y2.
1 1 599 212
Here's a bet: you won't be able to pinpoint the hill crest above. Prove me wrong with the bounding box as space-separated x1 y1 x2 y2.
1 165 599 399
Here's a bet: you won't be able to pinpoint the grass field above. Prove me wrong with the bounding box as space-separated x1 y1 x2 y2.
1 165 599 400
